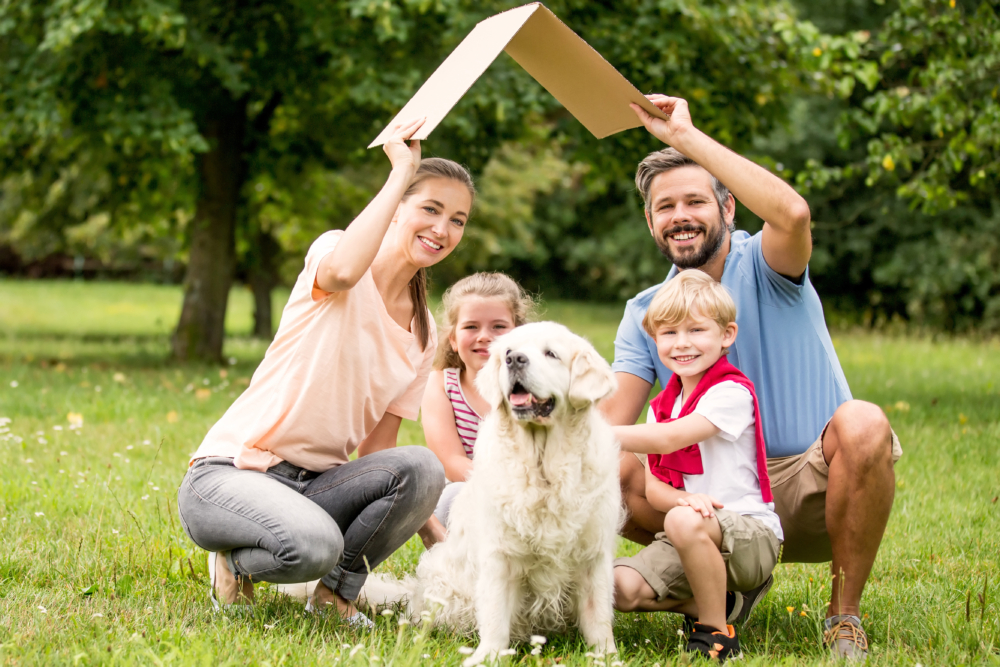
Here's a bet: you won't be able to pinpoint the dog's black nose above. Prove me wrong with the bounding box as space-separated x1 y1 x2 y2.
506 351 529 369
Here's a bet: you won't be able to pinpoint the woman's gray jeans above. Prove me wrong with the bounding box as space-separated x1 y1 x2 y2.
177 446 444 601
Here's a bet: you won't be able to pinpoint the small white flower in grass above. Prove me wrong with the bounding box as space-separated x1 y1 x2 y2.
94 386 101 393
37 437 47 444
263 623 276 630
126 445 133 450
59 470 65 474
53 425 62 431
31 481 37 485
676 629 684 636
421 655 429 659
612 662 623 666
458 647 474 655
10 381 18 388
0 417 10 426
60 451 67 455
342 644 350 649
153 486 160 491
91 613 103 618
530 635 547 645
531 647 542 655
111 529 119 535
228 357 237 365
113 453 121 457
34 512 44 517
141 495 149 500
143 439 151 445
499 649 516 657
381 609 394 617
349 645 363 658
645 638 651 643
116 476 122 481
398 618 410 626
25 459 33 463
38 606 47 613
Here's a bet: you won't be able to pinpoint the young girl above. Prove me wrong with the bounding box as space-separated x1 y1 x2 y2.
177 119 473 626
421 272 534 534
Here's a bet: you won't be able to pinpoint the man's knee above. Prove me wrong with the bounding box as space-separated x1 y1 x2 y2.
826 400 893 470
613 565 652 612
619 451 644 495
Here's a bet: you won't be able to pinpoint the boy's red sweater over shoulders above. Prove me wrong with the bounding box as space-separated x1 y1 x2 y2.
647 356 773 502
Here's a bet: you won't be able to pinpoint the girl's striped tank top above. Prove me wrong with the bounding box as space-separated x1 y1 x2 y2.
443 367 481 458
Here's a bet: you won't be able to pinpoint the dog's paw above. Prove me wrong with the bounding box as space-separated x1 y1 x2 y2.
462 645 513 666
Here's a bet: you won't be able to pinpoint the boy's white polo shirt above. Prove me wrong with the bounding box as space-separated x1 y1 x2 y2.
648 380 783 540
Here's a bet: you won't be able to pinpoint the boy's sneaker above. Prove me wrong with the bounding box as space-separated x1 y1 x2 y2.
681 574 774 634
823 615 868 661
687 623 741 662
731 575 774 625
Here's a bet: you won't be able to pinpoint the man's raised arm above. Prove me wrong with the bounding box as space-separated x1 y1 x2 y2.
631 95 812 279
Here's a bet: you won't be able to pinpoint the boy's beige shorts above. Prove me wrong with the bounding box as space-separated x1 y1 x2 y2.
767 424 902 563
615 510 781 601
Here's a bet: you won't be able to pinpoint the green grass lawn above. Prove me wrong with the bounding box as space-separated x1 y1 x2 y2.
0 278 998 666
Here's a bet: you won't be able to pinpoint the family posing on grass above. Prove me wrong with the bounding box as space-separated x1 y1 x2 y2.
176 96 901 662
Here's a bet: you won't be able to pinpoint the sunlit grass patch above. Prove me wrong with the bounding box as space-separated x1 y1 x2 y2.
0 279 998 665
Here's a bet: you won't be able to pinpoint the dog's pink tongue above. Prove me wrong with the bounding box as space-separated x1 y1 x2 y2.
509 392 534 407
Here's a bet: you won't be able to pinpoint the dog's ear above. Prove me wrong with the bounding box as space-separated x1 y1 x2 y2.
568 347 617 409
475 343 506 409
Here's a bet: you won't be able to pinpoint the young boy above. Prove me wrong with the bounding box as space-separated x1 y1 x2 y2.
612 270 782 662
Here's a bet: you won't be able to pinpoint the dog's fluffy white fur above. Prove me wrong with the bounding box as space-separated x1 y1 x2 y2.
276 322 623 664
413 322 623 665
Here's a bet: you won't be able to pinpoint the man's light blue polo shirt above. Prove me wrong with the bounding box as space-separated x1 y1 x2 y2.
612 230 852 458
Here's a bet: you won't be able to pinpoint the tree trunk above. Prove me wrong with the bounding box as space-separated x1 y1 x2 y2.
171 101 247 363
248 229 281 340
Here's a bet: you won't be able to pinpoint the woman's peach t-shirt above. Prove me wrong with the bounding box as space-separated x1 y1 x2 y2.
190 230 436 473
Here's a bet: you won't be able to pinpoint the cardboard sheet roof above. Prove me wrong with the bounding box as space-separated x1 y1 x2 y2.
368 2 667 148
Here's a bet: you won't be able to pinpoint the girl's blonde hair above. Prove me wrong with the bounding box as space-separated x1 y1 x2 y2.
434 272 535 371
642 269 736 336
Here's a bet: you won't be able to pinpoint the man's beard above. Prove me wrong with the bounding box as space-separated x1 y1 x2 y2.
654 219 727 269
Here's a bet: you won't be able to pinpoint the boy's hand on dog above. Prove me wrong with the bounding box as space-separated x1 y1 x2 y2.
676 493 724 518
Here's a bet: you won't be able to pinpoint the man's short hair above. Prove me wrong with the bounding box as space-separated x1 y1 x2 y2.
635 148 733 231
642 269 737 337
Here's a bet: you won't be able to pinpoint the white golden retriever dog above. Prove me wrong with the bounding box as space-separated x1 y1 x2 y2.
413 321 623 665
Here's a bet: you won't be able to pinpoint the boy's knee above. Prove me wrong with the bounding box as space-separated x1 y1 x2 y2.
663 506 706 546
613 565 652 612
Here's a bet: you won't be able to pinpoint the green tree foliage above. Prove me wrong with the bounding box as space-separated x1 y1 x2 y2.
780 0 1000 331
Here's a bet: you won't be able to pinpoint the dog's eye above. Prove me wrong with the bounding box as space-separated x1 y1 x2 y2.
545 350 559 359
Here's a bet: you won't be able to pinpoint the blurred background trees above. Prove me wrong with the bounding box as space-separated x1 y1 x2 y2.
1 0 997 361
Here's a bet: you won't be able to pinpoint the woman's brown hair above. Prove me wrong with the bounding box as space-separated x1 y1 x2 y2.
402 158 476 350
433 272 535 371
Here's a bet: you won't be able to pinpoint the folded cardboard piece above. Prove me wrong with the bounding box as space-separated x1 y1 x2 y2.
368 2 667 148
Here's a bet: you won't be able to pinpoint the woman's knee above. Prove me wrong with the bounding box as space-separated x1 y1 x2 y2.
397 446 446 502
283 524 344 578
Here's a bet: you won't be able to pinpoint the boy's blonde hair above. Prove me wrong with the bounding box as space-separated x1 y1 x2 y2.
434 272 536 371
642 270 737 336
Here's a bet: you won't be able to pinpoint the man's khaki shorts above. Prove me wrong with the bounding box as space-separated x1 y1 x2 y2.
767 423 903 563
614 510 781 601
